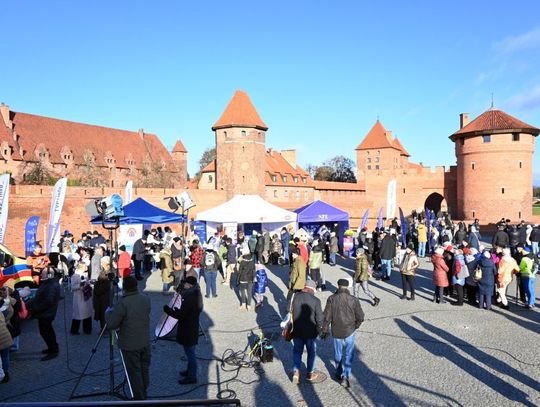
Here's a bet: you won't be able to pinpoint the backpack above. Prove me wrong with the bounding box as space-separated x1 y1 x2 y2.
205 251 215 268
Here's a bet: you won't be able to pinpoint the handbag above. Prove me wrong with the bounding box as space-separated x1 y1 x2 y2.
281 294 294 342
473 266 482 282
82 283 93 301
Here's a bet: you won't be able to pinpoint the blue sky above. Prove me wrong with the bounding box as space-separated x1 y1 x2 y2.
1 1 540 182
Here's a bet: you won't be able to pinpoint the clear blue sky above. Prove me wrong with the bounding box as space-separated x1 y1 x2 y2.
2 1 540 182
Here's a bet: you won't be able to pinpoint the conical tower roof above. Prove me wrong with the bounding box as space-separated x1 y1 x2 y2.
450 108 539 140
212 90 268 131
172 140 187 153
355 120 396 150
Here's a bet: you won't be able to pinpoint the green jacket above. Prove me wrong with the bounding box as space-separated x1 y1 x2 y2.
289 256 307 291
308 251 323 270
105 289 151 351
354 254 370 282
519 255 534 278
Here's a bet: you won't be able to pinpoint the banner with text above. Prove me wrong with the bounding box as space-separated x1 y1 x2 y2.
0 174 10 243
125 180 133 204
25 216 40 257
46 177 67 253
386 179 397 220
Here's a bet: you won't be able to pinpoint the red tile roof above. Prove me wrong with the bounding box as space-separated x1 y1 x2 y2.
314 180 365 191
450 108 540 140
200 160 216 173
265 150 314 187
172 140 187 153
212 90 268 131
10 111 175 169
0 122 23 160
392 137 410 157
356 120 399 151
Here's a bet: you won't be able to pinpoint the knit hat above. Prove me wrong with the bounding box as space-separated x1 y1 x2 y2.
123 276 138 292
305 280 317 291
337 278 349 287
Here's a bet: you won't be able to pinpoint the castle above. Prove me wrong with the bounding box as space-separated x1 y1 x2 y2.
0 90 538 232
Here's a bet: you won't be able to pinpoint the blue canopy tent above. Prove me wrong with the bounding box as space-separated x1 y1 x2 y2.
91 197 185 225
294 200 350 252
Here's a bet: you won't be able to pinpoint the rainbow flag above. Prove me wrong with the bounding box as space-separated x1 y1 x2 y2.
0 243 32 288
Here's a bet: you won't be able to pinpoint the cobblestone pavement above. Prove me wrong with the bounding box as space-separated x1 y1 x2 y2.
1 256 539 406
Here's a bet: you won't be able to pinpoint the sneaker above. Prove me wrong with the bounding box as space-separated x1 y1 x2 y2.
373 298 380 306
239 304 246 310
306 371 320 382
246 305 251 311
340 377 350 388
205 295 210 298
178 377 197 385
41 352 59 362
213 294 218 298
400 295 407 300
292 371 300 385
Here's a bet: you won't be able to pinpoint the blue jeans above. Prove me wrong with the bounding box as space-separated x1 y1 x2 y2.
183 345 197 379
532 242 539 256
381 259 392 278
522 277 536 306
334 332 355 379
0 347 9 374
282 243 289 265
193 268 201 282
292 337 317 373
330 252 337 265
418 241 426 257
205 270 217 297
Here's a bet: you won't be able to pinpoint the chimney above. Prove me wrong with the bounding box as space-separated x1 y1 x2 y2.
459 113 470 129
0 103 12 129
281 149 297 168
138 128 144 138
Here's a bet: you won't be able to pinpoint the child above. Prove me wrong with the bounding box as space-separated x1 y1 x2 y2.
254 264 268 308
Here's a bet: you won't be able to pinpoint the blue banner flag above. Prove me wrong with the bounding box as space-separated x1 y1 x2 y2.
399 208 407 248
361 209 369 230
426 208 432 253
25 216 40 257
377 208 383 230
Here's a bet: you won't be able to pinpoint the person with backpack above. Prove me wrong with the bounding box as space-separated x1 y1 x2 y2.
254 264 268 308
202 244 221 299
236 248 256 310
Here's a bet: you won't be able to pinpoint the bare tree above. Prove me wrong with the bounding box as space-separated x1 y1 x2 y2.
78 150 108 187
22 156 57 185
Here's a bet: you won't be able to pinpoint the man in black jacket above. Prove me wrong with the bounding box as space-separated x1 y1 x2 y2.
290 280 323 384
322 279 364 388
132 236 147 281
27 267 61 361
492 226 510 249
164 276 203 385
379 231 396 281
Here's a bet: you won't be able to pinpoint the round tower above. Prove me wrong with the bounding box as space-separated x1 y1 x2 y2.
171 139 188 189
212 90 268 199
450 109 539 223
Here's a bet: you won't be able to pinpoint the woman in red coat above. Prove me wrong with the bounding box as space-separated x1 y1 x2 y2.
431 247 449 304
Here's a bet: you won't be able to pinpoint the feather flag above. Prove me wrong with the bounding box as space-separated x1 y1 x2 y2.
0 173 10 243
399 207 407 247
377 207 383 230
426 208 432 253
125 180 133 205
360 209 369 230
46 177 67 253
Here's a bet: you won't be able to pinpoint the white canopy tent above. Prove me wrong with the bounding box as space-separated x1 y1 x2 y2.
196 195 297 238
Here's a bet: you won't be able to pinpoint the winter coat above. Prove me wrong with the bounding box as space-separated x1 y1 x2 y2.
289 256 307 291
6 294 21 339
160 249 174 284
106 289 151 351
530 227 540 243
271 237 282 255
90 253 102 280
263 232 271 253
454 227 467 245
132 239 147 261
509 228 520 246
497 256 518 289
71 271 94 320
291 291 324 340
477 256 497 295
322 288 364 339
379 235 396 260
465 254 480 286
518 226 528 245
431 253 449 287
329 236 339 253
417 224 428 243
0 312 13 350
492 231 510 248
468 231 480 250
248 236 258 253
400 250 419 276
165 285 203 347
93 276 111 322
28 278 61 321
202 249 221 271
237 254 256 284
308 250 323 270
227 243 238 265
354 254 370 282
254 267 268 294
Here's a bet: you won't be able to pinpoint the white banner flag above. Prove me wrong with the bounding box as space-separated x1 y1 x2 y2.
125 180 133 204
0 174 10 243
386 179 397 220
46 177 67 253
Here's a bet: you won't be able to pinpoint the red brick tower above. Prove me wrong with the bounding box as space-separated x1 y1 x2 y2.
212 90 268 199
171 139 188 188
450 109 539 222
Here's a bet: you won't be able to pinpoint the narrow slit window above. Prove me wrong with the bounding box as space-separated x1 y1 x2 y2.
501 187 505 194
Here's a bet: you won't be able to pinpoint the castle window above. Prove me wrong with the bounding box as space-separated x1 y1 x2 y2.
293 176 298 183
242 146 245 153
282 175 287 183
367 165 371 170
501 187 505 194
366 151 370 156
375 157 380 163
519 211 522 219
471 162 475 170
367 158 371 163
224 131 227 137
403 188 406 194
512 133 520 142
375 165 379 170
377 150 380 155
302 177 306 183
271 175 277 182
242 176 245 183
208 175 213 183
274 190 278 198
460 138 465 146
241 130 246 137
482 135 491 143
472 211 476 218
284 190 289 198
519 161 523 169
296 190 300 199
304 191 308 199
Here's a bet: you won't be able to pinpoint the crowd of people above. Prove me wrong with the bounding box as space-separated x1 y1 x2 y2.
0 212 537 397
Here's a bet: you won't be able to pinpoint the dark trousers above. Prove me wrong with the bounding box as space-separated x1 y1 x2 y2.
310 268 321 288
38 318 58 353
122 346 151 400
401 274 415 297
466 284 477 305
134 260 143 278
433 286 446 303
239 282 253 306
454 284 464 305
70 317 92 334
